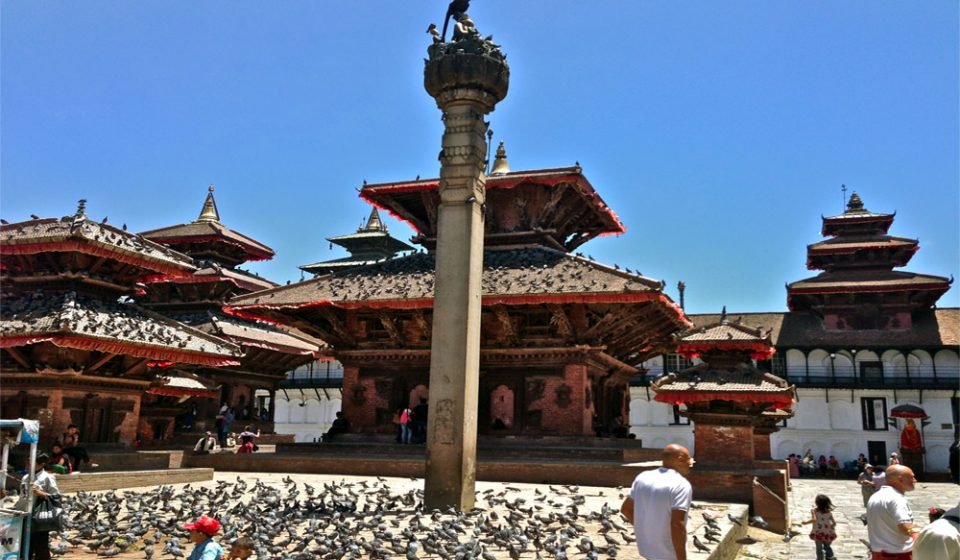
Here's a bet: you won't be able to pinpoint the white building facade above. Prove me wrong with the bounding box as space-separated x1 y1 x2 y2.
629 316 959 473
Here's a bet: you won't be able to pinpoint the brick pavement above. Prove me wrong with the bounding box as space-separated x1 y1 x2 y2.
736 478 959 559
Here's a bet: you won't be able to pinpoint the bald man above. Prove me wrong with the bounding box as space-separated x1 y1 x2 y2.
620 444 695 560
866 464 918 559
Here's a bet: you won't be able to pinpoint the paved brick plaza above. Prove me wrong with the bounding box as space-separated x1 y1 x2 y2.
736 478 959 559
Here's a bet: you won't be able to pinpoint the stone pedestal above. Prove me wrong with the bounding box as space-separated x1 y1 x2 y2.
753 423 779 461
691 420 755 469
422 38 509 510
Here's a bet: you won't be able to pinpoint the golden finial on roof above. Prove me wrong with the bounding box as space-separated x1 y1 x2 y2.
490 140 510 175
196 184 220 223
845 191 866 214
361 207 387 232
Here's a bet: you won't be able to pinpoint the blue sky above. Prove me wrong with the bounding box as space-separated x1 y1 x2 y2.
3 1 957 314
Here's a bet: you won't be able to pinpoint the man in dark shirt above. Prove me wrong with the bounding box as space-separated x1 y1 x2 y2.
413 398 429 444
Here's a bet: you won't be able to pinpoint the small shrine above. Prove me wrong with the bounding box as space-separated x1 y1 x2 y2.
300 207 413 277
654 317 795 467
137 186 323 441
652 315 795 531
229 151 691 438
788 191 952 329
0 200 242 447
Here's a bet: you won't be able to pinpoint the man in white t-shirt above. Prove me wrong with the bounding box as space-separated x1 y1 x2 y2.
620 444 695 560
913 503 959 560
866 464 917 559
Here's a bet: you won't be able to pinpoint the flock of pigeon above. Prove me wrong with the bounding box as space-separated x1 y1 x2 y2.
35 475 745 559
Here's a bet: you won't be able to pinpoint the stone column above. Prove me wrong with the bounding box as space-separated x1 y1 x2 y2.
423 32 509 510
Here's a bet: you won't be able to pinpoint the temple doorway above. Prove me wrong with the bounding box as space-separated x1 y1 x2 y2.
490 384 515 431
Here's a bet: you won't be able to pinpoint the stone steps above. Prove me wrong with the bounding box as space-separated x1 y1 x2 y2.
55 468 214 493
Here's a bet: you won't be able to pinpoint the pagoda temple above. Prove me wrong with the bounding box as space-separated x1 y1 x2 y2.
137 187 323 439
652 317 795 531
788 192 952 330
229 147 691 438
0 200 242 447
300 207 413 277
654 318 795 467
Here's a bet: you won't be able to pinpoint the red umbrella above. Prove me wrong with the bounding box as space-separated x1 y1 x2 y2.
889 404 928 419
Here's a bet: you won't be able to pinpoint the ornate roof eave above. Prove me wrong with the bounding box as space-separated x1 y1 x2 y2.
653 390 795 407
139 268 278 293
229 248 675 308
821 211 895 236
147 369 220 399
227 291 688 319
139 230 275 262
0 334 241 368
675 320 775 360
359 166 626 238
651 365 796 408
1 218 197 277
1 293 242 367
787 277 952 296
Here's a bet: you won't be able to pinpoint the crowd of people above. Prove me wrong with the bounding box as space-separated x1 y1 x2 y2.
786 449 895 479
42 424 97 476
614 442 958 560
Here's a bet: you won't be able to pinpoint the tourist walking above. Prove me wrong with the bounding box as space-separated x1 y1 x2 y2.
399 406 414 444
859 464 880 507
866 465 918 559
802 494 837 560
184 515 224 560
17 453 61 560
913 502 960 560
620 444 695 560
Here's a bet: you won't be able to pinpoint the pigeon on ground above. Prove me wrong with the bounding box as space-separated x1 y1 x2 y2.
692 535 711 553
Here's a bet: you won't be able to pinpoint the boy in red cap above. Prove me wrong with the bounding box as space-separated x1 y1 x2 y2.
184 515 224 560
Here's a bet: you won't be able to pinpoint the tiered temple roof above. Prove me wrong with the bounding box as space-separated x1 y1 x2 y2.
300 208 413 276
359 164 626 252
0 201 243 374
140 186 275 266
229 158 687 436
787 193 952 325
138 187 322 378
654 319 794 408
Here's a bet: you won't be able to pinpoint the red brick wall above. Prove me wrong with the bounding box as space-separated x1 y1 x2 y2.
6 386 142 448
529 363 592 435
694 424 755 469
754 432 772 460
341 366 380 432
753 472 789 533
